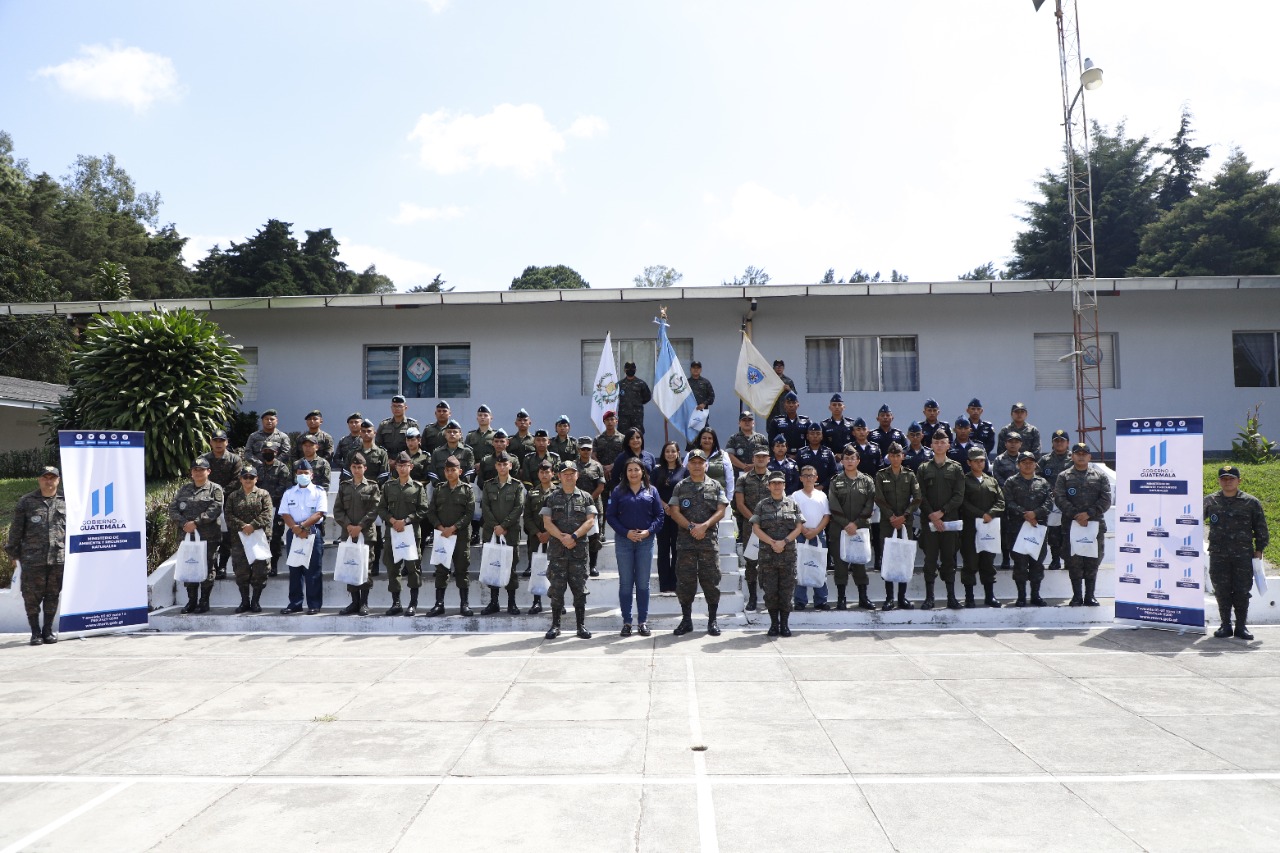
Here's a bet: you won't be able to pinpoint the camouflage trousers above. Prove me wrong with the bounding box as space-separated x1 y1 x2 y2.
738 517 758 588
229 538 269 588
20 562 63 621
1011 552 1045 584
757 549 796 613
547 552 588 613
676 547 721 611
1209 553 1253 619
1065 555 1101 582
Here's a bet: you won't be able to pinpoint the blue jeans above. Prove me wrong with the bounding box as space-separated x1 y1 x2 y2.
616 535 655 623
286 526 325 609
794 534 829 606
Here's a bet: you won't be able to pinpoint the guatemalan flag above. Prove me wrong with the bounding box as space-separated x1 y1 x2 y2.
653 315 699 443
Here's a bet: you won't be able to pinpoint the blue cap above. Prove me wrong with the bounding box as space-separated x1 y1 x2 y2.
954 417 969 428
783 391 798 402
772 434 787 445
829 393 844 403
806 422 823 432
907 421 923 434
555 415 570 425
924 398 939 408
968 398 982 408
445 420 462 430
295 458 312 471
851 417 866 428
877 404 891 415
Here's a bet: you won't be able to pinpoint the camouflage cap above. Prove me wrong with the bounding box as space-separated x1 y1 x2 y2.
767 471 787 483
687 449 708 461
211 429 228 441
1218 465 1241 479
192 457 211 469
1005 431 1023 443
1017 451 1038 463
239 466 258 478
1071 442 1091 454
1011 402 1028 412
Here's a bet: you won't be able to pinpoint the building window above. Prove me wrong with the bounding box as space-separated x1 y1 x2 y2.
238 347 258 402
805 336 919 393
365 344 471 399
1233 332 1279 387
581 338 694 395
1034 333 1119 390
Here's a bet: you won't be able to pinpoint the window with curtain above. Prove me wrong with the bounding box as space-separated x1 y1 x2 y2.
805 336 919 393
581 338 694 394
1233 332 1279 387
364 344 472 398
1033 333 1119 390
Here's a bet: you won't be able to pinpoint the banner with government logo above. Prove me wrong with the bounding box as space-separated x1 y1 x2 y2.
1114 417 1205 631
58 430 149 634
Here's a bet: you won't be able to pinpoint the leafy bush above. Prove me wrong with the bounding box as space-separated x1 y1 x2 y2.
226 409 258 451
0 447 60 479
1233 404 1279 464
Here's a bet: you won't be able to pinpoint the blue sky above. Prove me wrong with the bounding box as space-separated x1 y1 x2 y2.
3 1 1277 291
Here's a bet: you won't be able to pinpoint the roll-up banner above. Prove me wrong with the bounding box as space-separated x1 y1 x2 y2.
58 430 148 634
1113 417 1205 632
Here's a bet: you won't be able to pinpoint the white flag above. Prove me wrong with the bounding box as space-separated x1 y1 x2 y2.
590 332 619 432
735 333 785 418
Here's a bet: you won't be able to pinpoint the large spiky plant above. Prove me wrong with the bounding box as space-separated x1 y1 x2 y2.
44 309 246 479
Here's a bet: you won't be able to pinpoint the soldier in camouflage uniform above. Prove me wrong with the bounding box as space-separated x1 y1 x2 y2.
751 471 804 637
465 404 497 466
376 394 420 457
354 420 391 571
426 456 475 616
1205 465 1269 640
1053 443 1112 606
256 447 291 575
999 402 1041 457
991 431 1023 569
1003 451 1054 607
1037 429 1073 570
244 409 292 468
688 361 715 427
874 443 921 609
203 429 241 578
508 409 536 463
540 461 596 639
575 439 607 575
297 435 332 489
617 362 652 436
959 447 1005 608
224 466 274 613
667 450 729 636
519 429 560 486
333 412 365 480
734 447 772 611
6 466 66 644
420 401 451 454
829 446 878 610
726 410 769 475
168 458 224 614
548 415 578 461
379 452 430 616
334 453 381 616
480 452 526 616
917 434 966 610
593 411 626 535
522 460 556 614
292 409 334 462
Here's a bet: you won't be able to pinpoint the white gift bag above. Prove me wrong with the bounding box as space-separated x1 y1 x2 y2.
1047 507 1063 527
218 511 227 533
1012 521 1048 558
334 535 370 586
389 524 420 563
743 533 760 561
430 532 456 567
238 529 271 563
1068 520 1099 558
880 528 917 583
797 542 828 588
473 488 483 521
2 561 20 594
286 531 317 568
870 504 881 524
479 536 514 587
840 528 873 565
974 518 1002 555
1254 558 1269 594
174 533 209 582
941 519 964 533
529 550 550 596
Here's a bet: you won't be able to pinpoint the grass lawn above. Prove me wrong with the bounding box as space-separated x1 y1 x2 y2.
1203 459 1280 566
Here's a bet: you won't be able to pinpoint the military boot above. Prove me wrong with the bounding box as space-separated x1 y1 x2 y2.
385 594 404 617
196 585 211 614
589 550 599 578
767 609 780 636
1083 577 1100 606
857 585 876 610
897 582 914 610
575 603 591 639
40 611 58 644
427 587 446 617
482 586 502 615
745 581 758 613
921 580 936 610
27 614 41 646
984 582 1002 608
181 583 199 613
405 588 419 617
945 581 963 610
673 604 694 636
835 584 848 610
1069 578 1084 606
545 607 562 639
507 588 521 616
882 581 897 611
458 588 473 617
235 584 251 613
963 584 977 608
706 604 721 636
357 587 370 616
1029 580 1047 607
779 610 792 637
528 595 543 615
1234 603 1253 641
1013 580 1027 607
250 585 264 613
339 588 361 616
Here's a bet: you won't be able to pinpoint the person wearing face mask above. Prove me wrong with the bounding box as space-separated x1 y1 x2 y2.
168 458 224 614
617 361 652 436
278 458 329 614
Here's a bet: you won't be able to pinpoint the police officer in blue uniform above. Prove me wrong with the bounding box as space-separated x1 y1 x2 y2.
768 392 810 457
902 423 934 473
919 399 953 445
796 422 838 489
868 404 906 459
820 394 856 455
767 435 800 494
965 398 996 454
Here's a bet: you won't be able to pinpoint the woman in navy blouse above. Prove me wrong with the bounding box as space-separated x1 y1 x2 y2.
607 457 666 636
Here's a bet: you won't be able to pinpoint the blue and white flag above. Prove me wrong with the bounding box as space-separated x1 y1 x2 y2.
653 316 698 442
735 332 785 417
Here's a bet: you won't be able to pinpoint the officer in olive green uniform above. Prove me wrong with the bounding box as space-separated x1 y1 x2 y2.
540 461 596 639
1053 442 1112 606
224 466 274 613
292 410 335 462
404 429 432 484
522 460 555 614
420 401 452 453
429 421 476 483
519 429 560 486
480 452 526 615
668 450 729 637
829 445 878 610
379 452 430 615
734 448 773 611
203 430 241 579
575 439 607 575
427 456 475 616
1003 451 1054 607
297 435 332 489
917 434 966 610
465 404 497 464
959 447 1005 607
6 466 66 645
1204 465 1269 640
751 471 804 637
333 412 365 478
875 443 921 610
256 448 291 574
354 420 391 570
376 394 420 457
593 411 626 475
169 458 225 614
334 452 381 616
548 416 577 461
477 430 512 487
1037 429 1073 570
508 409 536 463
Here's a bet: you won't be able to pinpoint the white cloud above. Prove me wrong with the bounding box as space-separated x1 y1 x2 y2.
408 103 605 177
390 202 466 225
714 182 861 256
181 234 237 268
419 0 452 11
339 241 443 289
37 44 181 112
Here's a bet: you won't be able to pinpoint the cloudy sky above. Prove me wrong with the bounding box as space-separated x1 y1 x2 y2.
3 1 1277 291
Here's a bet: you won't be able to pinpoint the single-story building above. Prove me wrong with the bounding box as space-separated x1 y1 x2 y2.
4 275 1278 455
0 375 65 452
